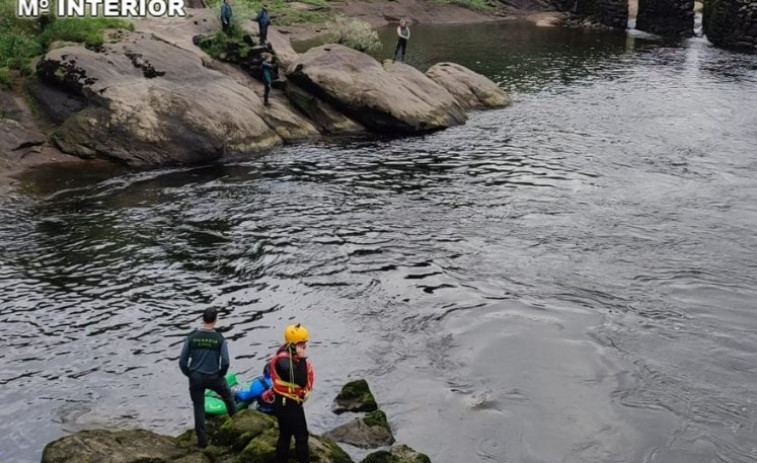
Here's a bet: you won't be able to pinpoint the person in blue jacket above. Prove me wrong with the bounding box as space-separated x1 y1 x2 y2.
256 5 271 45
235 364 275 413
220 0 232 33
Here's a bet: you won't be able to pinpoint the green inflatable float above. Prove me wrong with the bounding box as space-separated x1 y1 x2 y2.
205 372 252 415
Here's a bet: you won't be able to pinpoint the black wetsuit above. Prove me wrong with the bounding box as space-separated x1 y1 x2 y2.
394 26 409 61
273 345 310 463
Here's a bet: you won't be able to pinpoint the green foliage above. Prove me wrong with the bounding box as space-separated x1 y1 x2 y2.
37 17 133 48
0 66 10 88
323 15 381 52
206 0 330 26
0 0 132 79
0 33 43 69
431 0 492 10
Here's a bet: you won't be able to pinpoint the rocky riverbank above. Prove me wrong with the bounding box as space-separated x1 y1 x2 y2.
41 379 432 463
0 5 513 190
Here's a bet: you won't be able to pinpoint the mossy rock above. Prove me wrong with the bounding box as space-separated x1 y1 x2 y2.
239 427 354 463
41 429 189 463
309 434 354 463
239 427 278 463
360 444 431 463
214 409 277 450
323 409 394 449
362 410 389 432
333 379 378 414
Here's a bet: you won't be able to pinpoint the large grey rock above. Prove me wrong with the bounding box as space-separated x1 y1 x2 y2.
288 44 466 135
44 410 354 463
41 429 191 463
425 62 512 110
324 410 395 449
0 89 47 160
37 31 318 167
286 82 365 134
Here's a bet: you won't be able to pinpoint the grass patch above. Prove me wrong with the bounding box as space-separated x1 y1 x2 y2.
38 17 134 49
0 67 9 88
0 0 133 83
206 0 331 26
430 0 493 10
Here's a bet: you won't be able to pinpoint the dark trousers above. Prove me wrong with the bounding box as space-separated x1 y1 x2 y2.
274 398 308 463
189 372 236 447
259 25 268 45
264 83 271 105
394 37 407 61
222 18 230 32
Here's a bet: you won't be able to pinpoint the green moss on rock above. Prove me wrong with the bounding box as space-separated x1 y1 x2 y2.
360 444 431 463
333 379 378 413
239 427 278 463
215 409 276 450
362 410 389 431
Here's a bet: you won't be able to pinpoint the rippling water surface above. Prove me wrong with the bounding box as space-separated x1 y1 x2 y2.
2 21 757 463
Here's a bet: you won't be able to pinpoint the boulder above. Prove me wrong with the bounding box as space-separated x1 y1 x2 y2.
361 444 431 463
41 429 191 463
323 410 395 449
287 44 466 135
1 89 48 161
214 408 276 451
333 379 378 414
286 82 365 134
44 410 355 463
425 63 512 110
35 31 317 167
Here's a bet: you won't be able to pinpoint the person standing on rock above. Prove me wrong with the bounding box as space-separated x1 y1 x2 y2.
256 4 272 46
261 52 274 107
220 0 232 33
179 307 237 449
262 323 314 463
393 19 410 62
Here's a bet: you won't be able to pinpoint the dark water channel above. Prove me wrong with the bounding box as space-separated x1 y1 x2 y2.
2 21 757 463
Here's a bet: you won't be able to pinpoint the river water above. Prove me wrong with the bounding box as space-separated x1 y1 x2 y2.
2 20 757 463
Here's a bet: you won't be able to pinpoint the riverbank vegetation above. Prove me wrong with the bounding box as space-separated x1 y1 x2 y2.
0 0 133 87
205 0 331 25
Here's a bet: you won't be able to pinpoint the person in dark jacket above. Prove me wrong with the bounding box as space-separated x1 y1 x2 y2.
256 5 271 45
261 52 274 107
267 324 314 463
393 19 410 62
220 0 232 32
179 307 237 448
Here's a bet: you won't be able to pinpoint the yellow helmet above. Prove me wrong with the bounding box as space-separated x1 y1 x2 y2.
284 324 309 344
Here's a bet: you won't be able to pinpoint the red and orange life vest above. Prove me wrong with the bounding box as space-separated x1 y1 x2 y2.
269 348 314 403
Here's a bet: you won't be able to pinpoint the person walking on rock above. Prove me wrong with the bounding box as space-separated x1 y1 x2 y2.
256 4 272 45
264 323 314 463
179 307 237 448
220 0 232 33
261 52 274 107
393 19 410 62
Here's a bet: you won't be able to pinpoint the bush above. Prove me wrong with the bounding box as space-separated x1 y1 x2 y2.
0 66 10 88
0 33 43 69
323 16 380 53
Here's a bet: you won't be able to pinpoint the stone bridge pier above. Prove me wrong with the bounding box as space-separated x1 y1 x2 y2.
636 0 695 37
704 0 757 52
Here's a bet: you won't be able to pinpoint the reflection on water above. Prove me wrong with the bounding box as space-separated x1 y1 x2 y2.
2 19 757 463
